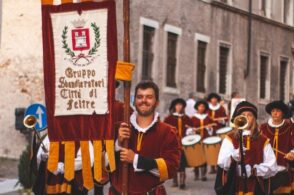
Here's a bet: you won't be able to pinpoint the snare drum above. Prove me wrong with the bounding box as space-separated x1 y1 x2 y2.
202 136 222 166
181 135 206 167
216 127 233 139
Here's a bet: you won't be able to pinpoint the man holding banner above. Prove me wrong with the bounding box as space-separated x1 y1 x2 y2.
109 80 180 195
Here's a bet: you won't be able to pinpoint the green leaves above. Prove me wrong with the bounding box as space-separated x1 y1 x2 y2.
88 22 100 56
62 26 75 57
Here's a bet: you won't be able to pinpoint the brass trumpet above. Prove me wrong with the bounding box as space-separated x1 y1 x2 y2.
23 115 38 129
233 115 248 130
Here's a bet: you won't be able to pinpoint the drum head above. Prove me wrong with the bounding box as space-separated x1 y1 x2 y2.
216 127 232 134
203 136 222 144
181 135 201 146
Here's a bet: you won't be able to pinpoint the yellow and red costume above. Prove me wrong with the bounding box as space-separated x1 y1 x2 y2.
109 112 180 195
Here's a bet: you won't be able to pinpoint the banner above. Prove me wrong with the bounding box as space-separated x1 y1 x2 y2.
41 0 117 190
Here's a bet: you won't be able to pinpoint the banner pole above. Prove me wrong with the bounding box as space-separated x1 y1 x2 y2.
122 0 131 194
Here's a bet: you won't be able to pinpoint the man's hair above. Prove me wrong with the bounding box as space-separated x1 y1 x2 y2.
134 80 159 101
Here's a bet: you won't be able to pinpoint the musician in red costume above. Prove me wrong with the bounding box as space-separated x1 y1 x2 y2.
188 100 215 180
216 101 277 195
260 100 294 195
207 93 228 129
164 98 192 189
109 80 180 195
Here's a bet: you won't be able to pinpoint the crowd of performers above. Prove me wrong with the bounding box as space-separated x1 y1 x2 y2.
31 80 293 195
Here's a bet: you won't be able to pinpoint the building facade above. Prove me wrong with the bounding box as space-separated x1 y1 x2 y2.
115 0 294 120
0 0 293 158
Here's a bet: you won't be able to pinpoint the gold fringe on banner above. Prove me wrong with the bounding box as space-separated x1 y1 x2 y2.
115 61 135 81
105 140 116 172
93 140 103 182
64 141 75 181
80 0 93 2
41 0 54 5
80 141 94 190
61 0 73 4
47 142 59 173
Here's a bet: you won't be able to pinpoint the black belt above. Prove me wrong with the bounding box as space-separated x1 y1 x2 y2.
110 186 159 195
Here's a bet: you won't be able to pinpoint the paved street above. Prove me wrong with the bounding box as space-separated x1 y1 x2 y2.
1 167 216 195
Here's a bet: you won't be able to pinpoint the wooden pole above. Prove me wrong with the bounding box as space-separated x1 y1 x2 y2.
122 0 131 194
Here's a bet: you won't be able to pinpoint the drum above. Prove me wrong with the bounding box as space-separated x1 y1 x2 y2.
202 136 222 166
181 135 206 167
216 127 233 139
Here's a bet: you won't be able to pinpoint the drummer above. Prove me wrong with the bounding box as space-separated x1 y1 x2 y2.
216 101 277 195
164 98 192 189
188 100 216 181
207 93 228 129
260 100 294 194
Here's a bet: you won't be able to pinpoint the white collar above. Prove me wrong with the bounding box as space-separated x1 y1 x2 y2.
209 103 220 111
242 130 251 136
194 112 208 120
268 118 285 128
172 112 184 117
130 111 159 133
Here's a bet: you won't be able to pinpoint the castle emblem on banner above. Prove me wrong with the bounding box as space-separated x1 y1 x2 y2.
61 19 100 66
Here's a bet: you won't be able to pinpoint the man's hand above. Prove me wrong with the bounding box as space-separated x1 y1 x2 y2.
41 152 49 161
118 122 131 146
285 152 294 161
120 148 135 163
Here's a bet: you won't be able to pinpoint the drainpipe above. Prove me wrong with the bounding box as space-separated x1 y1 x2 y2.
245 0 252 79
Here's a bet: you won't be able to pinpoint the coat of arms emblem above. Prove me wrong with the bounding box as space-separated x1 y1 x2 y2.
62 19 100 66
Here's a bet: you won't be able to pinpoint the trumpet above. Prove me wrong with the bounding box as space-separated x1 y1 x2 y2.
23 115 48 153
23 115 38 129
233 115 248 130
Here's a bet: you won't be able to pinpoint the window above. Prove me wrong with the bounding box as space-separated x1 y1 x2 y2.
197 41 207 93
142 26 155 80
280 58 289 101
218 44 230 94
166 32 178 88
259 54 270 99
284 0 290 23
261 0 266 15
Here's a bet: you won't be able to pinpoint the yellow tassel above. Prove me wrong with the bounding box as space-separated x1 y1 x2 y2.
136 133 144 152
105 140 116 172
211 111 215 119
47 142 59 173
273 129 279 158
80 141 94 190
200 120 204 138
177 117 183 138
64 141 75 181
93 140 103 182
246 137 250 150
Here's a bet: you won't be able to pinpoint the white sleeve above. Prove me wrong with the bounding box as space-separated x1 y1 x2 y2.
205 127 213 136
217 137 235 171
74 141 94 171
36 136 50 168
132 154 144 172
115 139 122 151
186 128 194 135
254 142 278 178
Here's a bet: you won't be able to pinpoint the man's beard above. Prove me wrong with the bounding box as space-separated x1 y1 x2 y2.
135 103 157 117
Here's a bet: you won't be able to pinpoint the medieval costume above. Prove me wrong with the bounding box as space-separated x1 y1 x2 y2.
260 100 294 194
189 100 215 180
109 112 180 195
164 98 192 189
215 101 277 195
207 93 228 129
36 135 94 195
